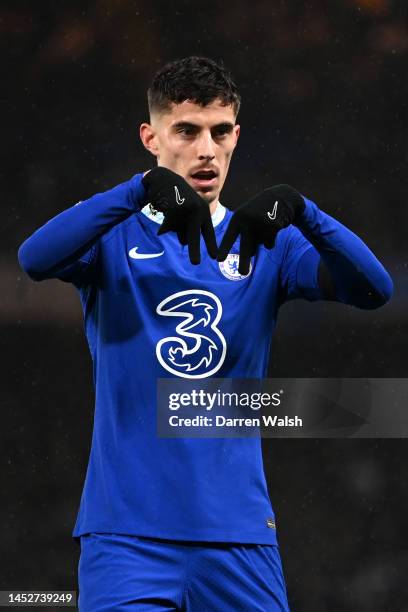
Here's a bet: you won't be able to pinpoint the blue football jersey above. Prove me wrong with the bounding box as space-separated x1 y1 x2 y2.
62 178 318 544
18 172 392 544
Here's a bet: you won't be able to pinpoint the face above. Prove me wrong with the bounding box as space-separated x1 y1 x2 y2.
140 99 240 211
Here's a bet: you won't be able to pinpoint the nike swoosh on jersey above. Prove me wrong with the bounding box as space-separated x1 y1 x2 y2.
128 247 164 259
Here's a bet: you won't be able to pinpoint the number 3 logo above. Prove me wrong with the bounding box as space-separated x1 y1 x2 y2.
156 289 227 379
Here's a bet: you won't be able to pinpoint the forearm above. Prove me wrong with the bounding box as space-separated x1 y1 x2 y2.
18 173 146 280
296 197 393 309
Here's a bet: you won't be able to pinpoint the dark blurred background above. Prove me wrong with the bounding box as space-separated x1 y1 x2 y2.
2 0 408 610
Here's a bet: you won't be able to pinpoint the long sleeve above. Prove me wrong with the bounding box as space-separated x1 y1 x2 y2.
18 172 147 282
292 196 393 309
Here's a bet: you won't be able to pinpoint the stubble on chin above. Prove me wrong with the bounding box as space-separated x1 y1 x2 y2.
198 191 216 205
198 192 220 213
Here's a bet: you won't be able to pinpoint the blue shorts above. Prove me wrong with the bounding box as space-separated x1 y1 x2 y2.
78 533 289 611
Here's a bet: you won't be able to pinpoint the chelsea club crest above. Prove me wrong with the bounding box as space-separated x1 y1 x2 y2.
219 254 252 281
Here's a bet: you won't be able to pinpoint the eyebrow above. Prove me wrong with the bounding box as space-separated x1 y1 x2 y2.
172 121 235 131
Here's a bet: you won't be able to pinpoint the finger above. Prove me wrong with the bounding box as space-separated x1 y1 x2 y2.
187 216 201 265
217 218 240 261
177 228 188 246
238 231 255 276
201 217 218 259
263 229 278 250
157 217 173 236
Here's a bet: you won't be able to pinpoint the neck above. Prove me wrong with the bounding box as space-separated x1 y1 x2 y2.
209 199 219 215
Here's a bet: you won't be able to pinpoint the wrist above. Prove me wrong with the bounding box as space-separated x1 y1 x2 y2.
294 195 319 230
129 172 149 212
292 194 307 226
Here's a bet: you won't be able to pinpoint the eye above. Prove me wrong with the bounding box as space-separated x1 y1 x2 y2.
176 126 196 136
213 126 232 138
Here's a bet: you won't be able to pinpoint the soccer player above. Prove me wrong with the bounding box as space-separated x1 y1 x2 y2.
18 57 392 611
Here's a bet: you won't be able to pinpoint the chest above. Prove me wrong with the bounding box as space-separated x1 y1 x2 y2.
98 218 281 320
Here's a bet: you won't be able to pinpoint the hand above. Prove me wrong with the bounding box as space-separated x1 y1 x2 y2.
142 167 217 265
217 184 305 275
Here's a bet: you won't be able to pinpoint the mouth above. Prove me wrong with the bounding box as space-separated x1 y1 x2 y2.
190 169 218 190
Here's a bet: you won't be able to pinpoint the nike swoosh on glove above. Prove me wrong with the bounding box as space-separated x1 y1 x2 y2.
217 184 306 275
142 167 218 265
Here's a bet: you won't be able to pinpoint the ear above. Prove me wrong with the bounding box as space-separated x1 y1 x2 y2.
233 123 240 147
140 122 159 157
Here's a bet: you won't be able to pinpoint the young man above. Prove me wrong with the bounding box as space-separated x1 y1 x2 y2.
18 56 392 611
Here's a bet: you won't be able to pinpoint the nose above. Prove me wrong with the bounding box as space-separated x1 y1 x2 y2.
197 130 216 161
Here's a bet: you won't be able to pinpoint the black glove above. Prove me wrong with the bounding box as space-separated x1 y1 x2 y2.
142 167 218 265
217 184 305 275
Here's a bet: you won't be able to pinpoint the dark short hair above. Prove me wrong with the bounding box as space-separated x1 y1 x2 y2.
147 56 241 118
